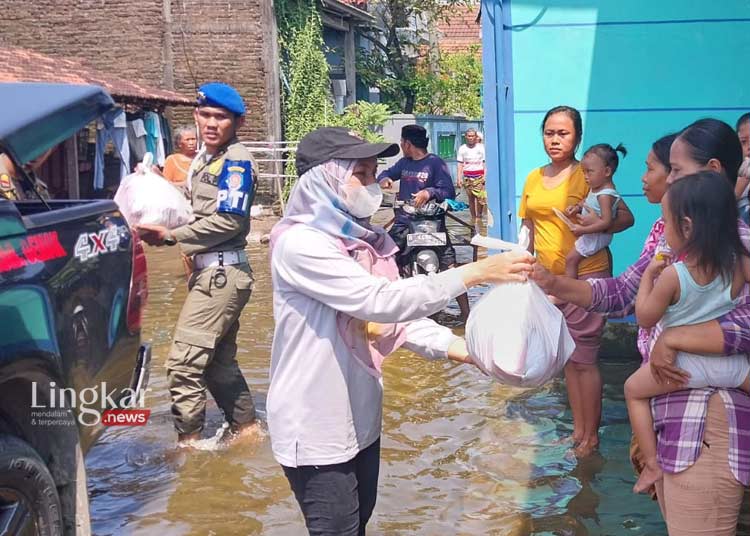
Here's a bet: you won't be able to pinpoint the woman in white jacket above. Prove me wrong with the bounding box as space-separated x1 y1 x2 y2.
267 127 534 536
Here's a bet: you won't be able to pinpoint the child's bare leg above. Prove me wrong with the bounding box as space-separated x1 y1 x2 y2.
624 366 679 494
565 248 584 279
741 373 750 393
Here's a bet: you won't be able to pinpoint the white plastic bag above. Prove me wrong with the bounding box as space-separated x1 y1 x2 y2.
466 281 575 387
114 153 193 229
466 230 574 387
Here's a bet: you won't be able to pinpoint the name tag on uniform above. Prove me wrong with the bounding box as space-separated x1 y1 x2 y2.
217 160 254 216
199 172 218 186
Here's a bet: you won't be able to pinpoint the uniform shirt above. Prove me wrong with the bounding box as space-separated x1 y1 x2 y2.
0 157 50 201
377 154 455 224
171 139 256 256
268 224 466 467
0 158 21 200
457 143 485 174
518 164 609 276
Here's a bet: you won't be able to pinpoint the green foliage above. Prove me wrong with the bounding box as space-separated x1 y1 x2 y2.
273 2 396 201
357 0 473 113
277 4 333 143
332 101 392 142
414 46 482 119
275 0 334 198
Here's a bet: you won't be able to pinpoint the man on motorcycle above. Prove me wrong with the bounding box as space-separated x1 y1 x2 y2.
377 124 470 320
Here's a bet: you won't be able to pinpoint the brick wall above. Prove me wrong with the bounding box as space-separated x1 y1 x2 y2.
168 0 274 142
0 0 280 201
0 0 275 142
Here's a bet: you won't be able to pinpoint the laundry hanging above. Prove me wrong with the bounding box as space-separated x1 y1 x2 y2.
94 108 130 190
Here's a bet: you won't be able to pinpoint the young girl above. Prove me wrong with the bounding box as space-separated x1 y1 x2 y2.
626 171 750 494
564 143 625 279
734 113 750 224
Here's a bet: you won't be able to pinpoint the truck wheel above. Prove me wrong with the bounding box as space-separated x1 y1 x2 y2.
0 434 63 536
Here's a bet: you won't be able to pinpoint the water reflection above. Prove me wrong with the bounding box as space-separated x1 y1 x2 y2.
86 237 673 535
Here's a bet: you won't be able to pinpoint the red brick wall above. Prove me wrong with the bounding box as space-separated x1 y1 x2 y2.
0 0 274 142
169 0 273 141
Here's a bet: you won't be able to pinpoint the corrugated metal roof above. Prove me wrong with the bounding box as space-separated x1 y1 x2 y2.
0 46 192 106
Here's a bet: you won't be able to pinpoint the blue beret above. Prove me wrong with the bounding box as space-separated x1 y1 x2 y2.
196 82 246 116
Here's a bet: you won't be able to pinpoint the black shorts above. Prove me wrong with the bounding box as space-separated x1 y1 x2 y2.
389 222 456 270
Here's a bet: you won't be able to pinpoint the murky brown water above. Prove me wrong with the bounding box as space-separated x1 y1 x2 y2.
84 221 674 535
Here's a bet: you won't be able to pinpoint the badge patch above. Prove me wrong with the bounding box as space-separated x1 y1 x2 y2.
208 159 224 175
199 172 219 186
228 172 243 190
0 174 12 191
217 160 254 216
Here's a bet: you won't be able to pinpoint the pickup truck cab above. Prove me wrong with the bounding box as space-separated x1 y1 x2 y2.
0 83 151 536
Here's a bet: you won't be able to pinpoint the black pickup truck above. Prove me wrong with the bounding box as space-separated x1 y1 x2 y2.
0 83 151 536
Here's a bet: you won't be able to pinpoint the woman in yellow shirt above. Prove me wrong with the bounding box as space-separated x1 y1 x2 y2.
519 106 634 458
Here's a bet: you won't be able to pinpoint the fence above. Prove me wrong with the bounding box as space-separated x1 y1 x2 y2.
243 141 298 213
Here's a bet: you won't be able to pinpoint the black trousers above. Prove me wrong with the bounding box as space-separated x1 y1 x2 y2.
282 438 381 536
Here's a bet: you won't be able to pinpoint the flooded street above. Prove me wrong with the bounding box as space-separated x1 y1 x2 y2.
84 224 671 535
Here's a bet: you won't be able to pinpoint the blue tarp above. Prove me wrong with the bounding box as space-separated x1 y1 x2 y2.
0 83 114 165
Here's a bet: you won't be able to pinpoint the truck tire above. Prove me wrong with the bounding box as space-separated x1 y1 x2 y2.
0 434 63 536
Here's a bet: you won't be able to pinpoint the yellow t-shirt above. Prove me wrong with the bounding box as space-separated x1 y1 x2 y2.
518 164 610 276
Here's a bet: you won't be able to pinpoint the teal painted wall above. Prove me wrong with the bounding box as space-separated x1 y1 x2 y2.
487 1 750 274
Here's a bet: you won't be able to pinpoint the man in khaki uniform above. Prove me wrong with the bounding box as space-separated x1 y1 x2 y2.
0 152 51 201
137 82 257 445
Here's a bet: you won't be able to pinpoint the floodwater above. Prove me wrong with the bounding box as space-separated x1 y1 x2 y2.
86 220 675 536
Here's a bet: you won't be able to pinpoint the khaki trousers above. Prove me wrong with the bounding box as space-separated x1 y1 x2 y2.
656 393 746 535
166 262 256 435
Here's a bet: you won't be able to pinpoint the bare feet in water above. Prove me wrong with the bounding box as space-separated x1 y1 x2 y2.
223 421 265 445
176 431 201 449
573 438 599 458
633 461 663 494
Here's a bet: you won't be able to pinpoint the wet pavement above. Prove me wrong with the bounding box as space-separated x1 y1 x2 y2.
85 219 676 535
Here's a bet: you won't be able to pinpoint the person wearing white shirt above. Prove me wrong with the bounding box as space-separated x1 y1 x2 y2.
267 127 535 535
456 128 487 224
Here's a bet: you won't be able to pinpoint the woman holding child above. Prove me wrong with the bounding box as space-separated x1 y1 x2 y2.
533 118 750 535
518 105 634 457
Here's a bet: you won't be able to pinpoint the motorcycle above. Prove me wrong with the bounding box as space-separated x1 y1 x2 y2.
393 199 450 277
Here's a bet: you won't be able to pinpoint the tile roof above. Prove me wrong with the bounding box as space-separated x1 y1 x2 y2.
340 0 367 8
0 46 192 106
437 4 482 54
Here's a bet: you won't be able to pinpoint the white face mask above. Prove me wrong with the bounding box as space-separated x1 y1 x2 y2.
341 182 383 218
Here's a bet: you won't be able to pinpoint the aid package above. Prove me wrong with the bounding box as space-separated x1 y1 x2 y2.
465 231 575 387
114 153 193 229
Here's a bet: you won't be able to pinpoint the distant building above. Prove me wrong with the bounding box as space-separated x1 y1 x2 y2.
320 0 377 112
0 0 281 143
437 3 482 54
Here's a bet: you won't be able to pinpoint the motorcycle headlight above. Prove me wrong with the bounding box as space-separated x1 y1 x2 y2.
416 250 439 273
